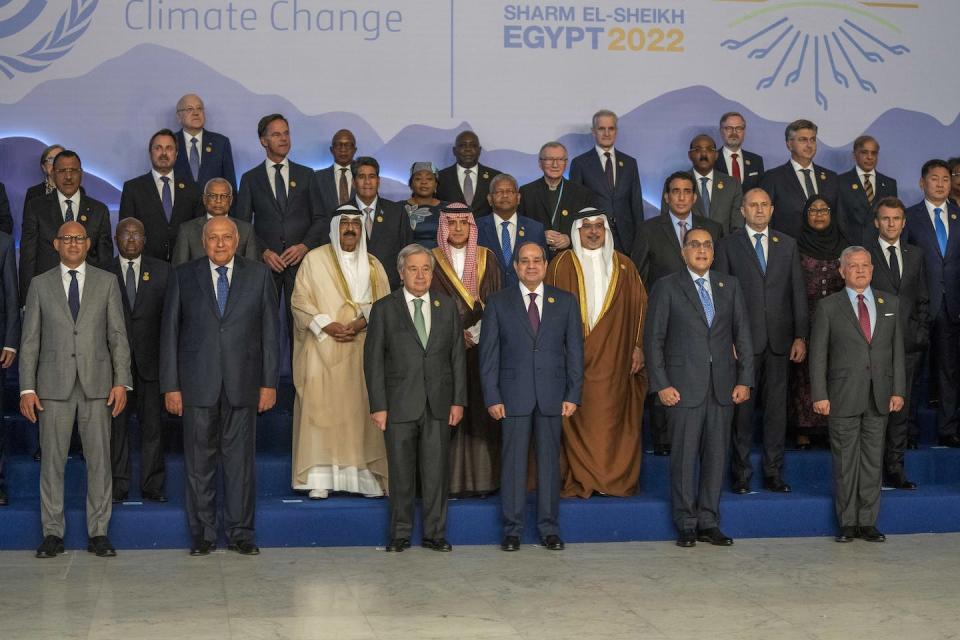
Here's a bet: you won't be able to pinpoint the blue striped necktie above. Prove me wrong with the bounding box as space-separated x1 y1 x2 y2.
696 278 715 326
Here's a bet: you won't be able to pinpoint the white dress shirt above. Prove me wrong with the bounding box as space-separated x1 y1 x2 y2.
519 281 545 318
926 199 950 241
746 225 770 263
264 158 289 200
56 190 81 221
60 261 87 302
791 159 819 197
494 213 519 253
878 237 903 277
403 288 431 336
152 168 175 206
594 145 617 184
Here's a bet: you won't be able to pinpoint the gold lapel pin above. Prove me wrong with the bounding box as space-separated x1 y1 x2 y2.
80 214 87 222
142 272 150 281
717 181 724 190
178 182 185 189
289 180 297 188
745 159 751 166
483 172 489 179
433 299 440 307
561 209 568 216
851 183 859 190
877 297 884 304
547 296 555 303
518 229 525 237
772 236 780 243
376 215 383 222
718 281 724 288
819 172 827 181
618 160 624 167
953 214 958 220
205 146 212 153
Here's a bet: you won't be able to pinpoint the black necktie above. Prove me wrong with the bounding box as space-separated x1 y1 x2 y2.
274 163 288 212
125 260 137 307
604 152 614 190
68 270 80 322
800 168 816 198
888 245 901 291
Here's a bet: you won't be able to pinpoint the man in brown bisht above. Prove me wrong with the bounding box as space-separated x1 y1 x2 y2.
431 203 503 496
290 205 390 499
546 207 648 497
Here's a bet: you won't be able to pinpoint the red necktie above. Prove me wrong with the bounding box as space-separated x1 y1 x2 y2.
731 153 742 183
857 294 872 343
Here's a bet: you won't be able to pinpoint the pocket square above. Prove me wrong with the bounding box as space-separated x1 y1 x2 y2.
747 171 759 176
884 313 895 317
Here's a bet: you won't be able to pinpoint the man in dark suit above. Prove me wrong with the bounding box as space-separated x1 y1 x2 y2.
160 216 280 556
0 230 19 506
715 188 808 494
172 178 260 265
119 129 204 262
315 129 357 216
949 157 960 210
436 131 500 218
569 109 645 254
108 218 171 503
477 174 547 289
364 244 466 552
670 134 743 234
760 119 839 240
644 228 754 547
353 156 412 290
837 136 898 245
904 159 960 447
173 94 237 197
518 142 595 254
479 242 583 552
715 111 765 193
810 246 905 543
869 197 929 488
236 113 328 349
0 182 13 235
19 150 113 304
21 221 131 558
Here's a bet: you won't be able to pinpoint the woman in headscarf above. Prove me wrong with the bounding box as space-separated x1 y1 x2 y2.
405 162 447 249
792 195 848 449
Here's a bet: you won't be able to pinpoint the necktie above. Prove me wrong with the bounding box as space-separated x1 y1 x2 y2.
216 265 229 317
800 168 816 198
527 292 540 334
731 153 742 183
364 207 374 237
678 220 688 246
67 270 80 322
696 278 715 327
462 168 474 204
338 168 349 205
754 232 767 275
857 294 872 343
189 137 200 182
125 260 137 307
934 207 947 256
500 220 513 267
863 173 874 204
274 163 287 212
413 298 428 347
160 176 173 221
64 199 74 222
604 152 614 190
887 245 901 290
700 177 711 217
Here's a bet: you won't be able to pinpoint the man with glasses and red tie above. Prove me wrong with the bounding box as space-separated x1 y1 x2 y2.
714 112 765 193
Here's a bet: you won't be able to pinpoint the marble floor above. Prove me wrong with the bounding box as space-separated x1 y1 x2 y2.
2 534 959 640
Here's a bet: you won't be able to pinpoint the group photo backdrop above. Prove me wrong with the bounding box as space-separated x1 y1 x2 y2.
1 0 959 242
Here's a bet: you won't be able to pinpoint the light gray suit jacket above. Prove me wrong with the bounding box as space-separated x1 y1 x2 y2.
809 288 906 417
661 171 744 234
20 264 131 400
171 216 261 266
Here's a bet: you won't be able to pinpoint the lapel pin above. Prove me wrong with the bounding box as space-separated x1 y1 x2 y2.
142 272 150 281
877 297 884 304
772 236 780 243
620 264 626 270
745 159 751 166
618 160 624 167
953 214 958 220
562 209 569 216
178 182 185 189
289 180 297 188
851 183 859 190
717 181 724 190
433 299 440 307
819 172 827 181
718 281 724 287
518 229 525 237
482 172 489 179
547 296 555 303
205 146 212 153
80 214 87 222
376 215 383 222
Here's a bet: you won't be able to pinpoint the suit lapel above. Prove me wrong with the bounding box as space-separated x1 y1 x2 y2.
512 286 536 340
679 275 709 327
657 216 682 253
257 164 283 215
392 290 424 350
736 230 765 276
837 292 868 343
221 258 246 320
194 259 221 319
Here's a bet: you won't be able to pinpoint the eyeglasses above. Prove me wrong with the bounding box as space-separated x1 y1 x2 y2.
684 240 713 250
55 168 80 176
177 106 204 114
205 193 232 201
539 157 567 165
721 126 745 133
491 189 518 197
57 235 88 245
808 207 831 216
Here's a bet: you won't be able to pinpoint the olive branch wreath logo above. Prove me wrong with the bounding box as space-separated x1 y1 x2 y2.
0 0 100 80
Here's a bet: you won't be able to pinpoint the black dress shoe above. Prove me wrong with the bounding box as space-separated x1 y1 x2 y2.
540 534 565 551
732 480 750 494
189 539 216 556
676 529 696 547
500 535 520 552
141 491 168 503
36 535 64 558
227 541 260 555
763 477 792 493
938 434 960 448
0 486 8 506
33 448 41 462
884 474 917 490
653 446 671 456
421 537 453 552
835 526 858 543
697 527 733 546
112 494 128 504
87 536 117 557
385 538 410 552
859 526 886 542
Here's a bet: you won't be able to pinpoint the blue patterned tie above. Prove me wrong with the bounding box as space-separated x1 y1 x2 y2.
696 277 715 327
68 270 80 322
700 176 711 217
216 265 229 316
500 220 513 267
189 137 200 182
934 207 948 256
64 199 74 222
754 232 767 275
160 176 173 221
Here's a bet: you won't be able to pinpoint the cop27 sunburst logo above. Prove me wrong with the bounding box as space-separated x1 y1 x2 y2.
720 1 912 111
0 0 99 79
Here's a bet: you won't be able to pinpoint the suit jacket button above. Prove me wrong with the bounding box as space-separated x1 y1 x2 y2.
73 331 78 335
70 353 75 358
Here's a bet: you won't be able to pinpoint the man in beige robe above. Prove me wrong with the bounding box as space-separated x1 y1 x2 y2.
546 208 648 497
291 205 390 498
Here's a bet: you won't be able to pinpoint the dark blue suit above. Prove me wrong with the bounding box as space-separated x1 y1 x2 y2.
569 148 644 254
160 256 280 545
714 149 765 194
0 232 20 495
905 200 960 437
174 129 237 196
476 214 547 289
479 284 583 538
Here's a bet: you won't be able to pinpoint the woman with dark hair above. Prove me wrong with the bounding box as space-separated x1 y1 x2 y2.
404 162 447 249
792 195 848 449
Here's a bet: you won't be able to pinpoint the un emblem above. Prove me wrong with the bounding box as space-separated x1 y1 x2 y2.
720 1 911 111
0 0 100 79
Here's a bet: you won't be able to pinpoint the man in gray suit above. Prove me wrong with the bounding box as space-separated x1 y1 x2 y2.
172 178 260 265
644 228 754 548
810 246 906 543
364 244 466 553
21 221 131 558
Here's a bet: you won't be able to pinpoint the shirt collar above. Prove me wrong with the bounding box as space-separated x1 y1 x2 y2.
846 286 874 303
687 268 710 285
121 254 143 268
356 195 378 212
151 168 174 183
183 129 204 146
669 211 691 228
403 288 430 304
878 236 901 252
926 199 948 213
519 281 545 298
746 225 769 237
265 157 289 171
693 169 715 182
60 261 87 277
57 189 79 208
495 212 518 227
790 158 814 172
209 258 235 273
